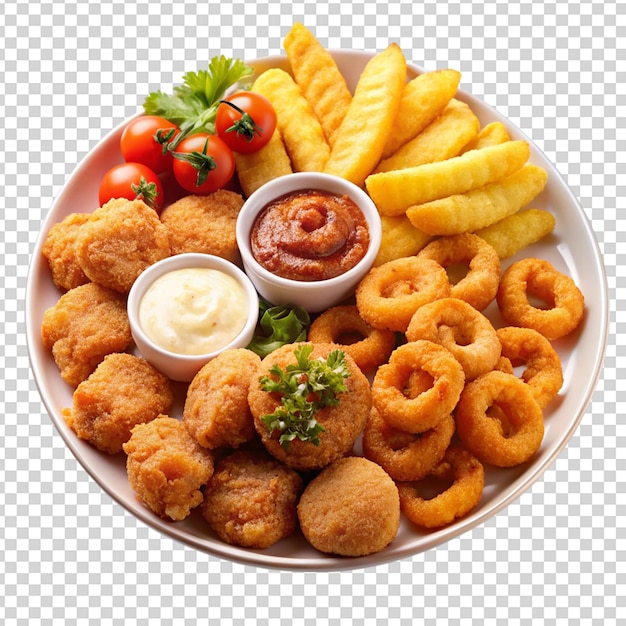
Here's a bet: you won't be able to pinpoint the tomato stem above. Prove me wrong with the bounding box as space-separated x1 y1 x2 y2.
171 137 217 187
219 100 263 142
130 176 160 209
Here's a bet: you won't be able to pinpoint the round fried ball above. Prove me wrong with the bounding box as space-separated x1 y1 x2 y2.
160 190 244 263
41 282 132 387
297 456 400 557
123 416 214 521
183 348 261 450
63 352 174 454
202 448 303 549
75 197 170 293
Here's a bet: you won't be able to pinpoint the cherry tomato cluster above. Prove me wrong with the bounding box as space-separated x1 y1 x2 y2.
98 92 277 213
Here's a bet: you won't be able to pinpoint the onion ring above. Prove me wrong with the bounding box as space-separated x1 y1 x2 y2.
405 297 501 381
455 370 544 467
496 326 563 409
417 233 501 311
307 305 396 374
371 340 465 433
362 407 456 482
355 256 450 332
496 258 585 340
396 445 484 529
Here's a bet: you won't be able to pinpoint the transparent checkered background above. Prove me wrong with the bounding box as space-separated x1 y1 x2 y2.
1 0 624 624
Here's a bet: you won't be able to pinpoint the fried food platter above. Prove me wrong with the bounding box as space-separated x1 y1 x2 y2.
25 49 608 570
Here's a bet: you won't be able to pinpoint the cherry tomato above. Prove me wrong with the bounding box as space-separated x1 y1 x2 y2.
120 115 180 174
215 92 277 154
99 162 165 212
171 133 235 194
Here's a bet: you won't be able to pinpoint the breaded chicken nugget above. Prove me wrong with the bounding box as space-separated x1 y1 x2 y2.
41 282 132 386
123 416 214 521
248 342 372 472
75 198 170 293
63 353 174 454
160 190 244 263
41 212 91 291
202 448 303 549
297 456 400 557
183 348 261 450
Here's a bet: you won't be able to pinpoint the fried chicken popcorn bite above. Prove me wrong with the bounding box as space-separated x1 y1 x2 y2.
123 416 215 522
63 353 174 454
75 197 170 293
41 212 91 291
41 282 133 387
159 190 244 263
297 456 400 557
202 448 303 549
183 348 261 450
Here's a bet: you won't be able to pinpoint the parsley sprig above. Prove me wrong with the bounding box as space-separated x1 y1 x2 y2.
259 345 351 451
143 56 253 148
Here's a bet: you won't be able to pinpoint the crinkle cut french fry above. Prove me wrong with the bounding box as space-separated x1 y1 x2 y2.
460 121 511 154
366 140 531 217
323 44 406 187
252 68 330 172
474 208 556 259
374 99 480 173
405 163 548 236
234 127 293 197
381 68 462 160
284 22 352 148
373 215 433 266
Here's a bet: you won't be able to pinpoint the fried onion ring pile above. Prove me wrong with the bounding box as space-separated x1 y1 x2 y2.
496 258 585 340
307 305 396 374
355 256 450 332
405 297 501 381
417 233 501 311
455 370 544 467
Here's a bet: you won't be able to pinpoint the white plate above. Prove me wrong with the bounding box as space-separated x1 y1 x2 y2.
25 50 609 570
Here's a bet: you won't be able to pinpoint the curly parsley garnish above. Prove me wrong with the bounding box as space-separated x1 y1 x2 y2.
259 344 351 451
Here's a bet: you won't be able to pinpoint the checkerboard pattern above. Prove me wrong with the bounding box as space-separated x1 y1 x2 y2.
1 0 623 624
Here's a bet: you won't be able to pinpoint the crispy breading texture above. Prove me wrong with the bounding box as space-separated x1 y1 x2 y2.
366 139 531 216
381 68 461 159
284 22 352 147
323 43 406 187
233 126 293 196
252 68 330 172
474 208 556 259
406 163 548 236
460 121 511 153
374 98 480 172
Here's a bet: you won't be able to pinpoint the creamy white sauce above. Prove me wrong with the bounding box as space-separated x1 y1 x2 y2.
139 267 248 355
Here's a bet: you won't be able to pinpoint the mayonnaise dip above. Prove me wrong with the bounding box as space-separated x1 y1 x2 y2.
138 267 249 355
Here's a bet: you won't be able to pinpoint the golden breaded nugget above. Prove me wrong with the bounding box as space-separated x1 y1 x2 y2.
474 208 556 258
374 99 480 172
234 126 293 196
381 68 461 159
284 22 352 147
460 121 511 153
252 68 330 172
405 163 548 235
366 139 531 216
323 44 406 187
374 215 432 266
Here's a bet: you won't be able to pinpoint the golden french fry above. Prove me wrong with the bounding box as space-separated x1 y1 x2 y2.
405 163 548 236
234 127 293 197
252 68 330 172
373 215 432 266
284 22 352 147
381 68 462 159
474 208 556 258
323 44 406 187
366 139 531 216
374 99 480 172
460 121 511 153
